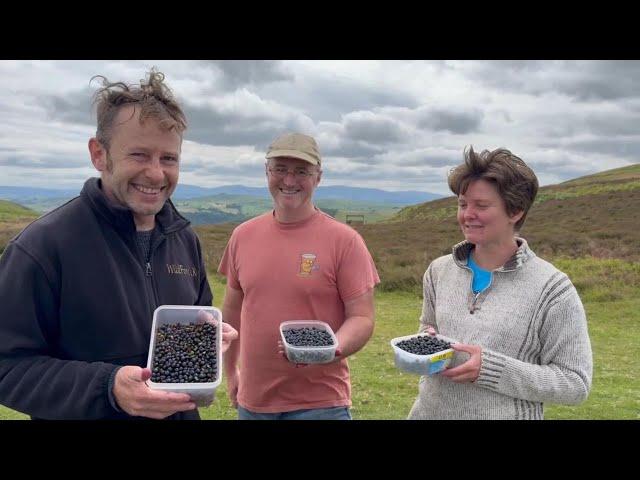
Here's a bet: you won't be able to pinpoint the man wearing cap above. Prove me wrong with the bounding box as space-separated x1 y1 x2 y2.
218 132 380 420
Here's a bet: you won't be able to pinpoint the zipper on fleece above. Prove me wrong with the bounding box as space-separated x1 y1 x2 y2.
464 262 494 315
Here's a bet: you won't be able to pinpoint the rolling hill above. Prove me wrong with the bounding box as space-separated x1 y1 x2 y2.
2 165 639 292
0 200 39 222
0 200 39 253
191 163 640 292
0 184 440 225
354 163 640 291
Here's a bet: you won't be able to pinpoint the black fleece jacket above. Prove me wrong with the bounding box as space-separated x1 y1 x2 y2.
0 178 213 419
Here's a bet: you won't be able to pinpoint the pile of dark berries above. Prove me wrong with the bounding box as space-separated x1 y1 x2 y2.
284 327 334 347
396 336 451 355
150 323 217 383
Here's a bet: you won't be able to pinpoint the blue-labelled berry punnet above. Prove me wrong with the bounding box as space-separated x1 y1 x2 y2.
396 335 451 355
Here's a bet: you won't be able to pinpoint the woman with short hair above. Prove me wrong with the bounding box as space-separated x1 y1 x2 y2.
407 146 593 420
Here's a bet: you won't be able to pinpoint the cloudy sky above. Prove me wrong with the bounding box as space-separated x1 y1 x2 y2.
1 60 638 195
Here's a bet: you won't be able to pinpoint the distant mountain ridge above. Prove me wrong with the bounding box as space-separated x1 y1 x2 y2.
163 184 440 204
0 186 81 200
0 184 441 206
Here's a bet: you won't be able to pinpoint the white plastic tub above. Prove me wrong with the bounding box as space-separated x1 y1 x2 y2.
390 333 454 375
146 305 222 407
280 320 338 364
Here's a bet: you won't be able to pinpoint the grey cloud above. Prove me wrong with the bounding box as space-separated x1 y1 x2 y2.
261 74 419 123
7 170 91 186
204 61 294 89
38 86 313 153
182 162 264 177
313 83 418 122
530 108 640 139
362 150 458 168
183 104 311 151
551 62 640 101
624 98 640 112
495 109 513 123
321 140 384 158
39 87 95 126
344 155 390 166
416 108 484 134
178 159 207 173
522 152 601 180
584 114 640 136
489 61 547 71
547 138 640 159
534 162 598 179
454 60 546 91
0 154 87 169
469 60 640 101
400 154 457 168
343 113 407 144
536 122 578 139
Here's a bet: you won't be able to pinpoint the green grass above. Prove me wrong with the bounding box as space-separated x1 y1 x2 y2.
2 261 637 420
534 180 640 205
553 257 640 302
0 200 40 255
558 163 640 186
545 299 640 419
349 289 422 419
0 200 39 222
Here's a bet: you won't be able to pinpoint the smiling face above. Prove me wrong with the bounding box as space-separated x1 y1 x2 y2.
266 156 321 222
457 179 523 248
89 105 182 230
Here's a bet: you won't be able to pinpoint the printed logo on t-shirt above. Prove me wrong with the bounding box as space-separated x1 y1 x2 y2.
298 253 319 277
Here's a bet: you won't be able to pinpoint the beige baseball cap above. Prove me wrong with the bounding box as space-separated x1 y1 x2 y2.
266 132 321 166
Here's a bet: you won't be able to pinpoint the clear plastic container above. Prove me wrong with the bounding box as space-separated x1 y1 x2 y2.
146 305 222 407
280 320 338 364
390 333 455 375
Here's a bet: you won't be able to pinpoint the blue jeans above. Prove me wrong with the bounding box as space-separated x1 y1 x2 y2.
237 405 352 420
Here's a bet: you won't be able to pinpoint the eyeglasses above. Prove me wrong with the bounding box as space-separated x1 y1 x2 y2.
267 166 317 180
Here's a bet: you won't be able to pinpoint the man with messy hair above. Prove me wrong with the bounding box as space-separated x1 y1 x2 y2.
0 69 237 420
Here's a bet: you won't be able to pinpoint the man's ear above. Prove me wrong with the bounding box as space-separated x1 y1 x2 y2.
88 138 107 172
510 209 524 225
316 168 322 185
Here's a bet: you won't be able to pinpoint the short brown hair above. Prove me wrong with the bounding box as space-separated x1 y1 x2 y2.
91 68 187 150
448 146 539 230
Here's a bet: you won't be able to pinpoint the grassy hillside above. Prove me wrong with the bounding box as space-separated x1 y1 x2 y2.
357 163 640 292
0 200 39 254
2 165 639 292
0 200 39 222
391 164 640 223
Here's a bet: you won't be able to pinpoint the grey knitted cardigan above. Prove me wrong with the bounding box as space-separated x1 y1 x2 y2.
408 237 593 420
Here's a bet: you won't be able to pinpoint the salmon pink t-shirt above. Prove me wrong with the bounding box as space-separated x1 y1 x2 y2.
218 209 380 413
